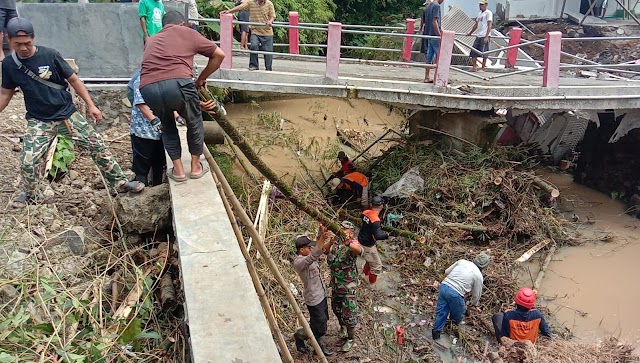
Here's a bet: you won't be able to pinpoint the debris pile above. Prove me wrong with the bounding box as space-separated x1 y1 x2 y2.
493 337 637 363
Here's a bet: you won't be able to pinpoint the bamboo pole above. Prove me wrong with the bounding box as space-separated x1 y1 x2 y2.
203 146 328 363
339 211 426 243
352 129 393 163
223 133 258 183
212 111 344 237
531 174 560 198
516 239 551 263
211 166 294 363
533 244 557 290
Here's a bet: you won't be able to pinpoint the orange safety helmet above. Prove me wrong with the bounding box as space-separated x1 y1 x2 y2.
515 288 536 309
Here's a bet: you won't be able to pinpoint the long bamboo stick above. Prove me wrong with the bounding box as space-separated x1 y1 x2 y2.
533 244 557 290
203 146 328 363
212 111 344 237
211 166 294 363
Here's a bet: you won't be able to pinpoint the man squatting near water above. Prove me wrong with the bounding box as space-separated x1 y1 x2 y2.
139 10 225 182
0 18 145 208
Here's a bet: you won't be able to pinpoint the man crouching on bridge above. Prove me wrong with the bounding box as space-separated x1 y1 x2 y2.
0 18 145 208
139 10 225 182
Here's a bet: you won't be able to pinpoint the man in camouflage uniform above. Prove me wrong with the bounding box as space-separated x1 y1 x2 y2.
327 220 363 352
0 18 144 207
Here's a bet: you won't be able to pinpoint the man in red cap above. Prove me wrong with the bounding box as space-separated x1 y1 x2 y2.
493 287 552 344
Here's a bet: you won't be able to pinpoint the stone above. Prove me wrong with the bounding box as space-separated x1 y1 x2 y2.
85 204 99 217
12 143 21 152
68 170 79 181
47 227 86 256
580 70 598 78
122 97 132 108
115 184 171 234
42 186 55 199
50 219 63 232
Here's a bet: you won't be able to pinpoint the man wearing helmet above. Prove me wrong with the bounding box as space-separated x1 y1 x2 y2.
493 287 552 344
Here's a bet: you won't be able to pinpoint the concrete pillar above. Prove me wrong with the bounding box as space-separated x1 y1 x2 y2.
403 18 415 62
543 31 562 88
289 12 299 54
434 30 455 87
220 13 234 70
326 22 342 79
506 27 522 68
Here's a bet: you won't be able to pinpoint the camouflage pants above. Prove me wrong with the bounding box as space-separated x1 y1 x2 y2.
22 112 128 198
332 294 358 328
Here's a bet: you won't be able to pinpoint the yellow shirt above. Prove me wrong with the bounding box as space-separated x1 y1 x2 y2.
237 0 276 36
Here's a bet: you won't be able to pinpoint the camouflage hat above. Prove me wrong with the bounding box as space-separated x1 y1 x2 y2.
340 221 356 230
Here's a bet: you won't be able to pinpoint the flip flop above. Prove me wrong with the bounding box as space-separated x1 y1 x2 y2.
168 168 188 182
189 162 210 179
118 180 145 193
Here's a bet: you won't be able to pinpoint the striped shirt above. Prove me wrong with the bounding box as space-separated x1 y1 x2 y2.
237 0 276 36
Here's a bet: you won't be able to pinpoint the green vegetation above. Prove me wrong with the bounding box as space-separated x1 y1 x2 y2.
50 136 75 180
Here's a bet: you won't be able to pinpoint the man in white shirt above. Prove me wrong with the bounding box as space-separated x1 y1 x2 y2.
431 252 490 340
467 0 493 72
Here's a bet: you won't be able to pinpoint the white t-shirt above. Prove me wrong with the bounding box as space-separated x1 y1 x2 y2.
475 10 493 37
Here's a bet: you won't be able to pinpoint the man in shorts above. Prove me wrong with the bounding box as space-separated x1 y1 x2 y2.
467 0 493 72
234 0 250 49
0 0 17 61
420 0 443 83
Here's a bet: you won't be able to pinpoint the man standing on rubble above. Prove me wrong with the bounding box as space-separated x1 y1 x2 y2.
326 220 362 352
467 0 493 72
293 227 334 356
139 10 225 182
358 196 389 284
419 0 444 83
432 252 490 340
0 18 145 208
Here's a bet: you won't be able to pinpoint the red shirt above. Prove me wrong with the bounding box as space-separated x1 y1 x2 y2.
140 24 218 88
340 160 355 174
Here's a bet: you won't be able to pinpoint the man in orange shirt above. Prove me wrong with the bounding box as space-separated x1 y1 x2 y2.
357 196 389 284
493 288 552 344
330 163 368 202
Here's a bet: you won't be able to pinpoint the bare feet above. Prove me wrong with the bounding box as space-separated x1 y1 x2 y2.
423 78 434 83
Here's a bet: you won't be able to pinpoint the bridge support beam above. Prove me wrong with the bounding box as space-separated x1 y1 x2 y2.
220 13 234 70
289 12 299 54
403 18 415 62
543 31 562 88
506 27 522 68
434 30 455 87
326 22 342 79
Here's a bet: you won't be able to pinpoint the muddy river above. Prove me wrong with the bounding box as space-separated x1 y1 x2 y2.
226 96 640 353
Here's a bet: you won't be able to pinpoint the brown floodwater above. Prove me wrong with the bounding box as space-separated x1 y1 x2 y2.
530 171 640 350
224 96 406 181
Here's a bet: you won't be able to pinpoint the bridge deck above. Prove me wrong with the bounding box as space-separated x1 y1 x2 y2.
199 55 640 111
166 128 281 362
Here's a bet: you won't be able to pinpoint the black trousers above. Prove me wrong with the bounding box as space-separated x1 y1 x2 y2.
307 297 329 339
492 312 504 343
140 78 204 161
131 135 166 186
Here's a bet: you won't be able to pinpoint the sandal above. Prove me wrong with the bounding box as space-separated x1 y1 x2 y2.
189 162 210 179
11 192 31 208
118 181 145 193
168 168 188 182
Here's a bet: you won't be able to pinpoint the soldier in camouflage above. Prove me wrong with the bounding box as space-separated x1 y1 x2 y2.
326 220 363 352
0 18 144 207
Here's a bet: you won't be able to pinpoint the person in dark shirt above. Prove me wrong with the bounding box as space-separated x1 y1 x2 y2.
0 0 17 61
357 196 389 284
419 0 444 83
333 151 355 179
0 18 144 208
493 288 552 344
139 10 225 183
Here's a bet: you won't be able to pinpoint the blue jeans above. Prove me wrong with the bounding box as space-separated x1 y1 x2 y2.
433 283 466 332
249 34 273 71
426 38 440 64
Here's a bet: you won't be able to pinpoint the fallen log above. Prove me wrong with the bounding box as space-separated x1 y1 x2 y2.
531 174 560 198
516 239 551 263
533 244 557 290
205 146 328 363
442 222 488 233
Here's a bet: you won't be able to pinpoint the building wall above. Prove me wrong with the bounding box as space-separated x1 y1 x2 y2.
16 2 186 78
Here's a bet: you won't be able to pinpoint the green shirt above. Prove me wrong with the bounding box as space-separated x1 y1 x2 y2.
138 0 165 37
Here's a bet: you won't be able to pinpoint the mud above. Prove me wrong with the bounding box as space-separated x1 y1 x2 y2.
527 171 640 351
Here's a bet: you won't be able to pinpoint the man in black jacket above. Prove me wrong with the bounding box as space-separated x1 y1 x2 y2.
357 196 389 284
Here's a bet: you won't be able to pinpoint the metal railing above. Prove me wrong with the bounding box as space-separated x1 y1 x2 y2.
189 14 640 87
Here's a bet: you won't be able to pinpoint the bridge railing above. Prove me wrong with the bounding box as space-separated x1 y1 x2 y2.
196 13 640 88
